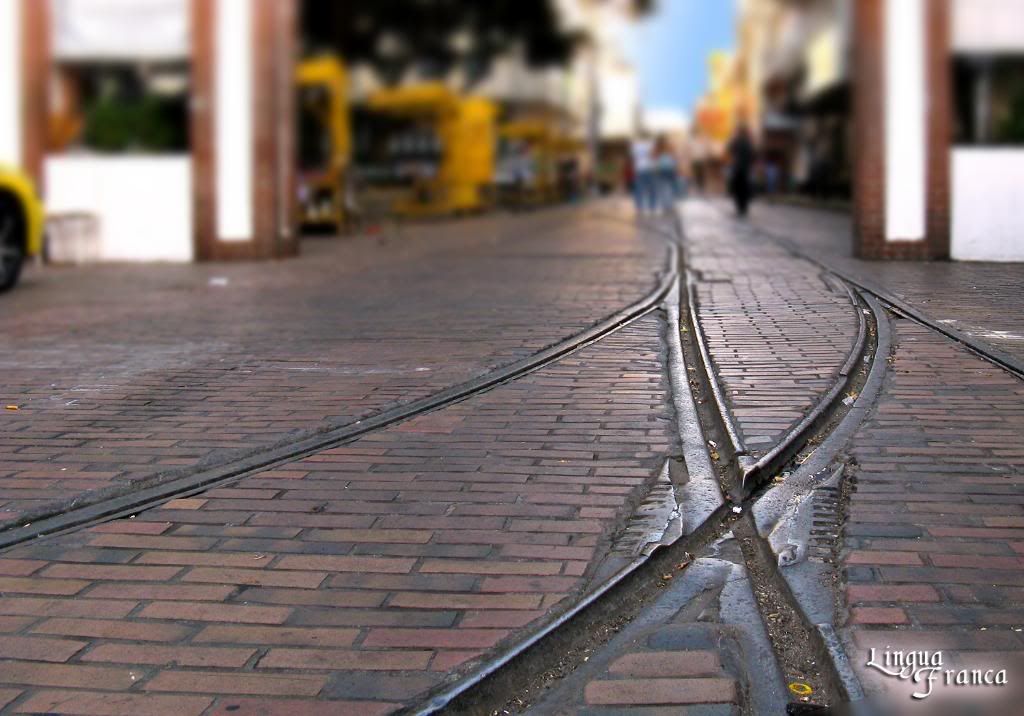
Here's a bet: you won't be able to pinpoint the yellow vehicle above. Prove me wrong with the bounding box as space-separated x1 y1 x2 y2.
365 84 497 217
0 166 44 292
296 56 351 229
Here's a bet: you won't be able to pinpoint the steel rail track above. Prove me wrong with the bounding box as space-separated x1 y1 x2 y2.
404 217 878 715
0 241 679 551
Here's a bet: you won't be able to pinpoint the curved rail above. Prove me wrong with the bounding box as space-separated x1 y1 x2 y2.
0 241 679 551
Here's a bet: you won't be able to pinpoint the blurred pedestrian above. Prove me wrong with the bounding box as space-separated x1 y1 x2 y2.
654 136 680 214
727 123 755 217
763 159 780 195
690 133 708 193
630 133 657 215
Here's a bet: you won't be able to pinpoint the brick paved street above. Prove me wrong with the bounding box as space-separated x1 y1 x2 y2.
0 205 669 526
687 199 1024 714
683 201 859 456
740 200 1024 368
0 204 688 714
840 320 1024 711
530 547 786 716
0 198 1021 714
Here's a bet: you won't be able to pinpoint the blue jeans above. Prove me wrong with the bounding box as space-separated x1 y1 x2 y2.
657 169 681 210
633 170 657 213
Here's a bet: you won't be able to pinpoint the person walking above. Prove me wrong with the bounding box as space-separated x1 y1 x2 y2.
727 123 755 217
654 137 680 213
630 134 657 215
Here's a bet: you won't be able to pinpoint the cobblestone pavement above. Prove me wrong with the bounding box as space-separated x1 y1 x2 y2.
0 205 668 525
682 201 859 455
0 316 678 714
840 319 1024 712
739 200 1024 367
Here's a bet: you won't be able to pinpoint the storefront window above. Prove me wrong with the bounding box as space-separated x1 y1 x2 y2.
954 56 1024 145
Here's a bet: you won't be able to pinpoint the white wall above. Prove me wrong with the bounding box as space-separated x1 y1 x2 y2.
951 149 1024 262
52 0 189 61
0 0 21 167
215 0 253 241
953 0 1024 53
45 156 194 262
884 0 926 241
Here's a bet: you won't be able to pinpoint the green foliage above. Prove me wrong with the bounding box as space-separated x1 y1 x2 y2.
83 95 184 152
996 79 1024 143
303 0 584 85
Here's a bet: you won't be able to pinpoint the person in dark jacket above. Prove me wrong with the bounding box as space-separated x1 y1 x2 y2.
727 123 755 217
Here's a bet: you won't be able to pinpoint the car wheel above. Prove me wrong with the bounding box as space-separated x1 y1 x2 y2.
0 192 26 292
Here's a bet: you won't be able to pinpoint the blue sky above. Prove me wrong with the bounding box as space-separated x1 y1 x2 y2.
624 0 737 115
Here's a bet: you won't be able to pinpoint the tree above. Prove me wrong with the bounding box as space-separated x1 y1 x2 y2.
302 0 611 85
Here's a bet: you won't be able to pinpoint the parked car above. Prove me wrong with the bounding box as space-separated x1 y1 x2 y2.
0 165 44 292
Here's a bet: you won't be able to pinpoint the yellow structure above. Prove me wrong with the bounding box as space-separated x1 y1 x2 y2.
0 166 44 291
295 56 351 228
367 84 497 216
497 118 562 206
498 118 584 206
695 51 747 145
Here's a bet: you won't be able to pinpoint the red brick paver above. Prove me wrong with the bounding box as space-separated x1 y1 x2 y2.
744 200 1024 367
841 321 1024 711
0 316 675 712
0 206 668 525
683 201 859 454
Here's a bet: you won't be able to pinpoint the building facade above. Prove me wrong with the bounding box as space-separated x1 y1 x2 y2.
1 0 298 263
855 0 1024 261
735 0 1024 262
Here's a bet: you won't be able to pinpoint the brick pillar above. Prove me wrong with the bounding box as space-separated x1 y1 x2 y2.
852 0 951 260
924 0 952 260
191 0 298 261
20 0 49 189
852 0 886 259
191 0 216 260
252 0 299 259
